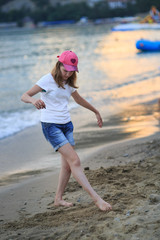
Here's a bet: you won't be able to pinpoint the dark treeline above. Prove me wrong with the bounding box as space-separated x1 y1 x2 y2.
0 0 160 25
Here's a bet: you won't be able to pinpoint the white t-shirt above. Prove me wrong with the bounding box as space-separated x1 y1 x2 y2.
36 73 76 124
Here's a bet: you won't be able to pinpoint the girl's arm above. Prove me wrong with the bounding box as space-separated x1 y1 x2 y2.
21 85 46 110
72 90 103 128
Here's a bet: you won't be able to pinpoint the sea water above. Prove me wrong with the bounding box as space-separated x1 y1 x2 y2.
0 24 160 140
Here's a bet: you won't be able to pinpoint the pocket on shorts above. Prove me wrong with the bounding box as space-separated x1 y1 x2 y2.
67 121 74 132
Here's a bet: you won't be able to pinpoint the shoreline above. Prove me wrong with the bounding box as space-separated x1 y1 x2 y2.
0 98 159 185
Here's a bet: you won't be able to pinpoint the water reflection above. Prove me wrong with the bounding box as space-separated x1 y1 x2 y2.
95 29 160 111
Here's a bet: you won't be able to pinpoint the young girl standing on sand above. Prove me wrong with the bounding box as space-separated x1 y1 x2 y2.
21 50 112 211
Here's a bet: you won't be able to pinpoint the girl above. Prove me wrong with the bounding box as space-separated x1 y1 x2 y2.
21 50 112 211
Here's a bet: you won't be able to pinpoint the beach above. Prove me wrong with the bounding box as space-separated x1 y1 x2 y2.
0 101 160 240
0 24 160 239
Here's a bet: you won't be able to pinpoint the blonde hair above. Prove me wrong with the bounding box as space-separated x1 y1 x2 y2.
51 61 78 89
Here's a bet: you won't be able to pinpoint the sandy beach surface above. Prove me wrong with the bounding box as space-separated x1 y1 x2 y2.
0 102 160 240
0 135 160 239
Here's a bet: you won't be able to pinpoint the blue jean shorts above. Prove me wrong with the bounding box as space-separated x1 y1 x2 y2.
41 121 75 151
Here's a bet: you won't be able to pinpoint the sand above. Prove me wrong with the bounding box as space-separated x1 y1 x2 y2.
0 100 160 239
0 134 160 240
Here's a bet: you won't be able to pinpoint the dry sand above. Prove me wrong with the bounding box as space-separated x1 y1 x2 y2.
0 134 160 240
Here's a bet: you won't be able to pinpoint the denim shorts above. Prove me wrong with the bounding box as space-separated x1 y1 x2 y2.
41 121 75 151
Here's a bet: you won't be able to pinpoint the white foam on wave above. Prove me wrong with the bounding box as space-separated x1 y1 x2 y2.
0 109 41 140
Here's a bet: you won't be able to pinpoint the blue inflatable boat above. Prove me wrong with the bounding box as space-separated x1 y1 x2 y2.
136 39 160 51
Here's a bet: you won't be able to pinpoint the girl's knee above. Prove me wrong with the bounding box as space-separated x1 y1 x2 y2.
69 155 81 167
73 158 81 167
59 145 81 167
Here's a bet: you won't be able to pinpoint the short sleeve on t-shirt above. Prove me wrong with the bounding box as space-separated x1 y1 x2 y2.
36 73 52 92
71 87 76 94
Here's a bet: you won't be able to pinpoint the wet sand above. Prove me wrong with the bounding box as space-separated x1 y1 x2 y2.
0 100 160 239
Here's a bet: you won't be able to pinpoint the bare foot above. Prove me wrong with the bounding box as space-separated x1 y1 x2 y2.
54 199 73 207
95 198 112 211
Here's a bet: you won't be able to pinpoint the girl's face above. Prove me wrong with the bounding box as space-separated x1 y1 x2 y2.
60 65 74 80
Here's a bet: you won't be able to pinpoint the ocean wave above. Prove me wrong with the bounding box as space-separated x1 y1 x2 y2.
0 109 41 140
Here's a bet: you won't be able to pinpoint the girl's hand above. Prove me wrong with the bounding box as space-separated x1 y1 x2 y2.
32 99 46 110
95 112 103 128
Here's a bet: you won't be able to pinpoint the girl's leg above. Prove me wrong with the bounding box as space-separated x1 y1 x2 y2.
54 155 73 207
58 143 112 211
